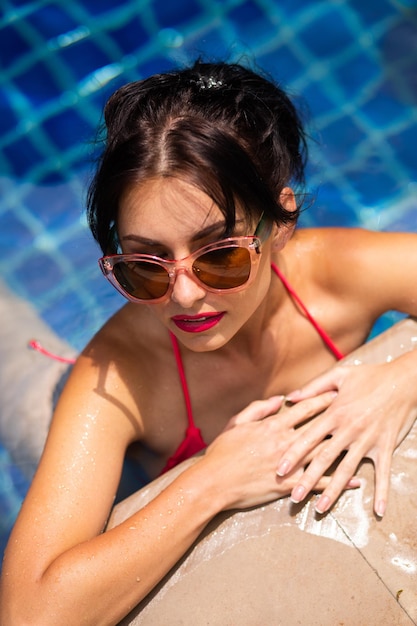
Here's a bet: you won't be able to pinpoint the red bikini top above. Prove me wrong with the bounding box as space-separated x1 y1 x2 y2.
159 263 344 474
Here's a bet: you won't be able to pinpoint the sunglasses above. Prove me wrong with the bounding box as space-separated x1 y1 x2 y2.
98 215 272 303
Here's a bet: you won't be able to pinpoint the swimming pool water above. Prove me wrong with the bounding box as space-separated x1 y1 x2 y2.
1 0 416 558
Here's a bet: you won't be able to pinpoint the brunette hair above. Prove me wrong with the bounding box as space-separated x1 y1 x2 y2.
87 59 308 253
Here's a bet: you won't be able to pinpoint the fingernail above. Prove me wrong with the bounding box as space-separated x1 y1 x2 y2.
347 478 361 489
290 484 306 503
315 495 330 514
277 459 290 477
375 499 386 518
285 390 300 401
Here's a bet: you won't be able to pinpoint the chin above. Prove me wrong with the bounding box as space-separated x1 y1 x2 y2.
174 329 233 352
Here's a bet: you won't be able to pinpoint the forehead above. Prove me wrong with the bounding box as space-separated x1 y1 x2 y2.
118 177 227 237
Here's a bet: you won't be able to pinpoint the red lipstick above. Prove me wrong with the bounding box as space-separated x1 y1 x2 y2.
171 312 225 333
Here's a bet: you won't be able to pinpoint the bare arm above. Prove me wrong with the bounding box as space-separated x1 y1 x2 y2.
1 354 331 626
1 351 222 626
277 229 417 516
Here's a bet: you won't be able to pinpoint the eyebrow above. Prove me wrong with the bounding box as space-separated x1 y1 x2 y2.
120 219 246 246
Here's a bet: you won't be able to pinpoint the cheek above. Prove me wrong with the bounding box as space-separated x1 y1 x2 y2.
229 260 272 315
250 246 273 296
249 266 272 305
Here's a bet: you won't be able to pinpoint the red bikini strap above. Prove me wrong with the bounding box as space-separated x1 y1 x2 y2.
271 262 344 360
169 331 196 427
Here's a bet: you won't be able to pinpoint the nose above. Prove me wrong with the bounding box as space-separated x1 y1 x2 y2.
170 268 207 308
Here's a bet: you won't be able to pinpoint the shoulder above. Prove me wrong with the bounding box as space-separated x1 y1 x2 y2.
50 304 160 445
69 302 175 433
84 302 169 369
291 225 417 251
288 226 413 272
284 227 369 286
289 226 383 257
286 227 417 313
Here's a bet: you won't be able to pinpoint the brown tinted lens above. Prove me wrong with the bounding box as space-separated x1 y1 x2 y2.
114 261 170 300
193 246 251 289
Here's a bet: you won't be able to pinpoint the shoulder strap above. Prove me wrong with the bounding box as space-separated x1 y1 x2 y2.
271 262 344 360
169 331 196 426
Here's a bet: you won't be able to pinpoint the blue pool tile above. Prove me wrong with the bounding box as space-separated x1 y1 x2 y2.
43 109 94 151
321 117 367 166
348 159 399 206
182 31 231 63
14 60 67 104
229 1 278 44
0 211 33 253
258 47 305 84
0 444 29 561
390 123 417 179
0 23 30 61
29 5 79 39
38 169 77 185
107 17 150 56
13 252 65 297
380 17 417 65
82 0 129 16
379 21 417 109
153 0 202 29
346 0 396 26
308 182 360 227
362 87 408 126
42 291 91 340
3 135 44 178
301 7 356 58
386 204 417 231
24 189 82 232
277 0 320 15
301 82 336 119
337 52 380 100
0 93 19 135
58 39 117 82
131 55 176 81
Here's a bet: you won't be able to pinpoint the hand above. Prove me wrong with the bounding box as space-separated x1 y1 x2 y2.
205 394 358 511
275 359 417 517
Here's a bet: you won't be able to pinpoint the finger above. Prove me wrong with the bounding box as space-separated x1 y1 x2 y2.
310 474 361 493
278 390 338 429
307 447 365 513
227 396 284 428
372 445 394 518
276 400 339 476
286 366 348 402
286 475 361 505
286 432 362 504
299 435 338 466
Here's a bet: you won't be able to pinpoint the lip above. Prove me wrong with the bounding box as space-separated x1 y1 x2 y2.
171 312 225 333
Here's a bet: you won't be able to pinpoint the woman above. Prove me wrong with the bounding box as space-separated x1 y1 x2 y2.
1 60 417 626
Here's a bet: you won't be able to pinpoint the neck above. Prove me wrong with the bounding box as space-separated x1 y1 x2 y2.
223 264 288 362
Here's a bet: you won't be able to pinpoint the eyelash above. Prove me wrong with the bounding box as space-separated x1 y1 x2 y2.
120 223 249 256
127 233 235 257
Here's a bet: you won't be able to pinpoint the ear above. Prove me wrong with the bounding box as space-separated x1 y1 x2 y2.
271 187 297 251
